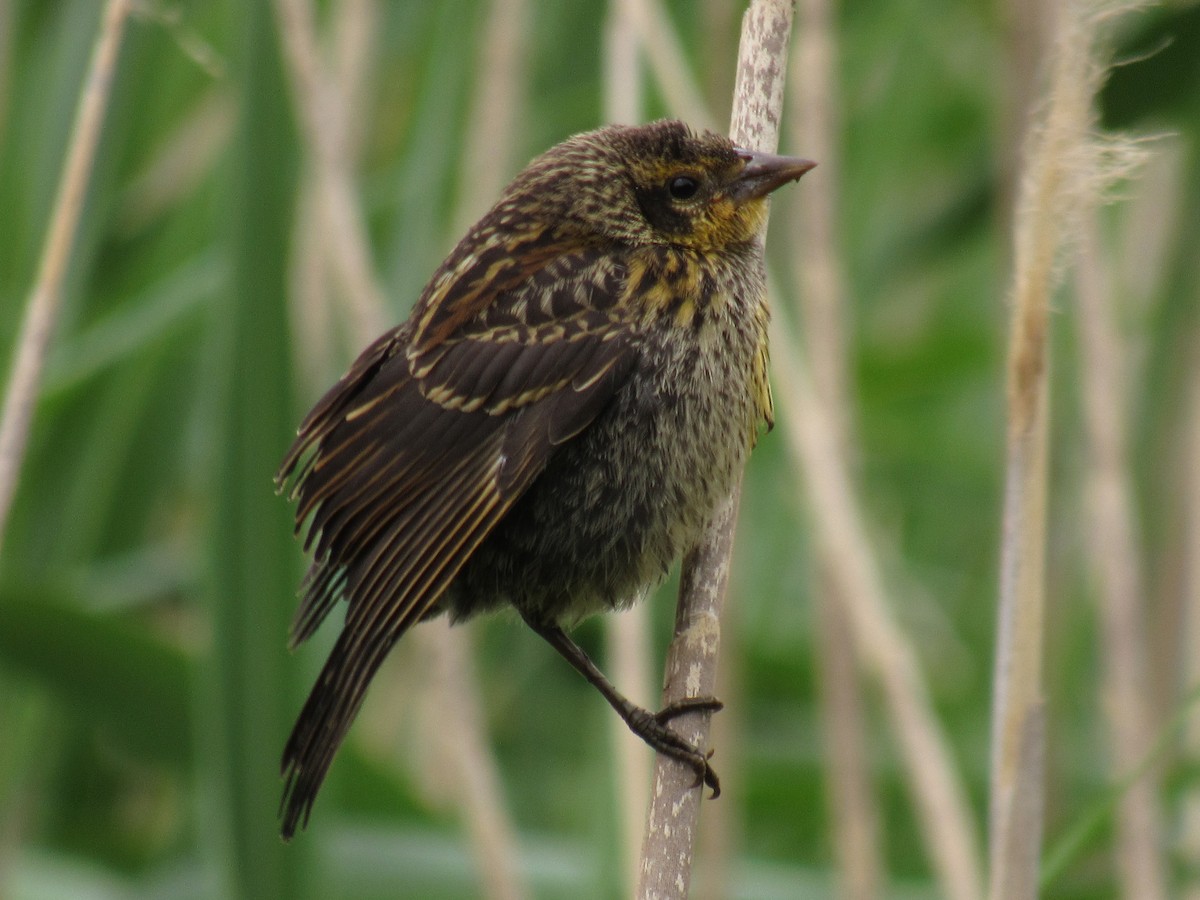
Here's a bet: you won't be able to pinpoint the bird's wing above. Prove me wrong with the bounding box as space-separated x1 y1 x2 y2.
406 218 568 354
276 245 634 838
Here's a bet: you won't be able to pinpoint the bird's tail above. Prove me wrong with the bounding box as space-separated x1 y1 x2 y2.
279 627 394 840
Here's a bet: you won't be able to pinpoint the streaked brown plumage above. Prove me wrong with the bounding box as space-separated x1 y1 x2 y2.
277 119 813 839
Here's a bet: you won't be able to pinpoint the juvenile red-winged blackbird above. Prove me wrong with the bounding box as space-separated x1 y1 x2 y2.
277 119 813 839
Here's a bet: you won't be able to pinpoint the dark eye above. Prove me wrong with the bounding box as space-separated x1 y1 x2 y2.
667 175 700 200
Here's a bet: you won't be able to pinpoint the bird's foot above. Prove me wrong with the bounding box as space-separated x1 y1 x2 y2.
627 696 723 798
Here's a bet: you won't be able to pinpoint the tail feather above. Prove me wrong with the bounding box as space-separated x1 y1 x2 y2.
279 631 391 840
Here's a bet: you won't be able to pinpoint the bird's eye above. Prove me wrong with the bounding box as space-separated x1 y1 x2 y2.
667 175 700 201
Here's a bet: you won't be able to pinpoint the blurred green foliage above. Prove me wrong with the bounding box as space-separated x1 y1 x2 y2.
1 1 1198 898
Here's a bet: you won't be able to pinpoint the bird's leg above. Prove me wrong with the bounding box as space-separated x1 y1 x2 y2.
523 616 722 797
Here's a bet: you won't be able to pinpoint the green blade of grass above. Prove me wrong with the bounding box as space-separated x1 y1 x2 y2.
198 2 309 896
0 580 192 766
43 252 222 399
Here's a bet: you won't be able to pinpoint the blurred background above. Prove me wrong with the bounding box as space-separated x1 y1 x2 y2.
1 1 1198 898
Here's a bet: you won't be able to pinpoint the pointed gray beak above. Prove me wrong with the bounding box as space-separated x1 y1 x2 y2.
728 150 817 203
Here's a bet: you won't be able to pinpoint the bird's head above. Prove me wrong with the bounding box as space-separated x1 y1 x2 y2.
498 120 815 251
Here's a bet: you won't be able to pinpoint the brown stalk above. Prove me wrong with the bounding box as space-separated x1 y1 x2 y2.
989 1 1149 895
601 3 657 893
117 91 234 232
621 0 717 132
272 0 388 340
769 296 985 900
638 488 743 900
0 0 133 554
1182 347 1200 900
789 0 882 894
636 3 793 897
1075 218 1166 897
452 0 529 234
286 1 380 390
421 622 526 900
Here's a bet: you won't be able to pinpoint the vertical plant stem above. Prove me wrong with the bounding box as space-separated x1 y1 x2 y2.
636 3 793 897
423 623 526 900
273 0 388 338
998 0 1053 236
1075 219 1167 898
1182 347 1200 900
452 0 529 233
990 107 1054 900
286 0 376 389
988 1 1142 895
608 595 654 891
768 317 985 900
602 3 655 893
638 489 742 900
204 2 306 896
329 0 377 168
0 0 131 554
789 0 882 895
990 321 1049 900
622 0 717 132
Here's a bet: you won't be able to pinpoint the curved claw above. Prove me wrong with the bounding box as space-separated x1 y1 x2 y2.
688 748 721 799
654 695 724 725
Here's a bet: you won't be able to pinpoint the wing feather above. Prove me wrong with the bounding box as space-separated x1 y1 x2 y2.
278 246 638 839
280 458 508 840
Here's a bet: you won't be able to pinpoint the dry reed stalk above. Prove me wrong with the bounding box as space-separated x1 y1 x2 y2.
290 179 341 394
616 8 744 895
0 0 133 553
636 4 793 897
1124 145 1186 749
622 0 717 130
608 598 655 890
1183 353 1200 900
423 621 527 900
990 1 1148 895
1075 219 1166 898
287 1 377 392
638 488 742 900
789 0 882 894
452 0 529 234
692 628 742 900
701 0 740 111
998 0 1053 237
329 0 377 180
117 91 234 232
769 300 985 900
272 0 388 339
274 4 528 897
812 589 878 897
602 3 656 892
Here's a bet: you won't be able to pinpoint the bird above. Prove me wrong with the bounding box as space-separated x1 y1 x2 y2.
276 119 814 840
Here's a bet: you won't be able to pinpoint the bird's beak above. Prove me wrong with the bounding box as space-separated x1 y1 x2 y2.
728 150 816 203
